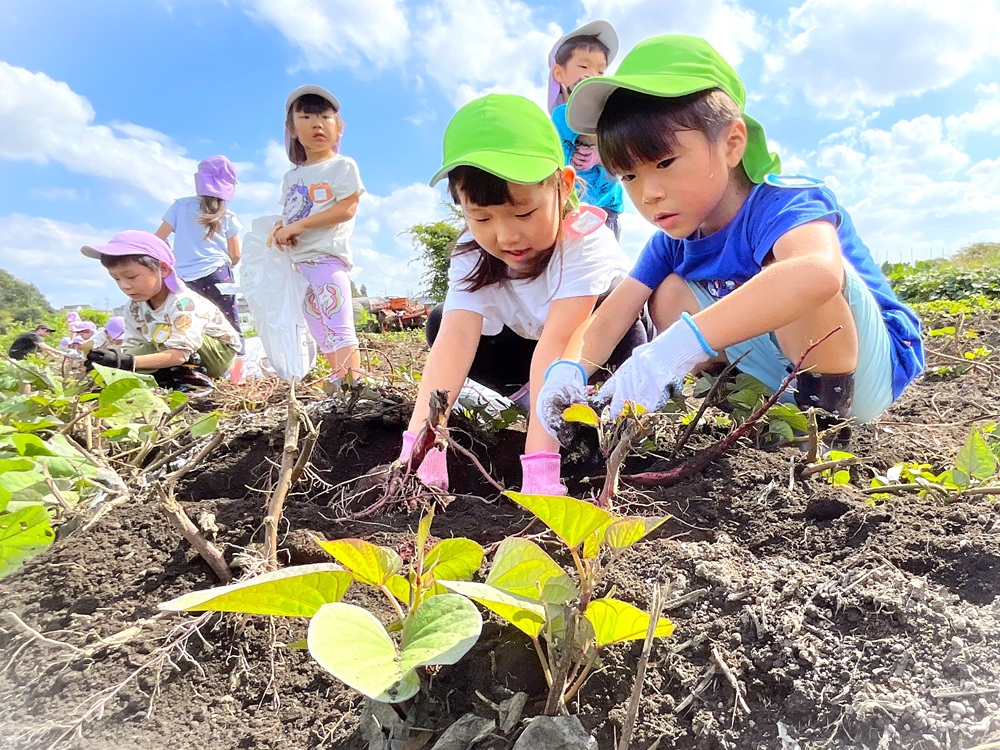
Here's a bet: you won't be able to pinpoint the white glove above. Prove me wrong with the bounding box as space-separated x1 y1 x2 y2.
537 360 589 441
598 313 717 417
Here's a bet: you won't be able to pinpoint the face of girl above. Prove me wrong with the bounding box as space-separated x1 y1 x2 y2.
459 174 571 271
292 107 342 162
107 259 169 304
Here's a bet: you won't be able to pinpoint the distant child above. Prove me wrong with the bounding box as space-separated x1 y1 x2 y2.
539 35 924 447
548 21 624 238
81 231 241 392
273 85 364 382
90 316 126 352
402 94 646 495
155 156 244 339
7 324 59 360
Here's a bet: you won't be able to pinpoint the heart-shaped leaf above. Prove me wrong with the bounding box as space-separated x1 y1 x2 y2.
0 504 55 579
603 516 669 552
505 492 612 550
442 580 546 638
584 598 674 647
315 537 402 586
424 538 483 584
486 538 575 601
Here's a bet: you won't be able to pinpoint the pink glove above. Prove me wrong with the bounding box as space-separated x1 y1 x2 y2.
400 431 449 491
520 451 567 496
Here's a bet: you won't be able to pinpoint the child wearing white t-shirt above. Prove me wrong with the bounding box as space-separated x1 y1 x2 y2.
272 85 365 381
403 94 648 496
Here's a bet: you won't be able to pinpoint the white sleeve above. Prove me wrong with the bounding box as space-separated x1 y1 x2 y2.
330 157 365 200
442 246 488 316
551 225 629 301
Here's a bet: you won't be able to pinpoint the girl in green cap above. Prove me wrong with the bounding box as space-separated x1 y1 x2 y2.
400 93 647 495
539 35 923 448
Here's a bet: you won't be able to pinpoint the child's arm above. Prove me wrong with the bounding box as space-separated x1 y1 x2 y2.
132 348 190 370
525 295 601 454
154 222 173 241
273 192 361 246
693 221 844 351
227 235 241 265
406 309 483 434
562 278 654 375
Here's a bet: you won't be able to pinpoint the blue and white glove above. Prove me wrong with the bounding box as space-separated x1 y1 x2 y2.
537 360 589 441
597 313 718 417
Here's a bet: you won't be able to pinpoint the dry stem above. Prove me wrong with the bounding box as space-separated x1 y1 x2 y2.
617 582 668 750
157 486 231 583
264 381 301 570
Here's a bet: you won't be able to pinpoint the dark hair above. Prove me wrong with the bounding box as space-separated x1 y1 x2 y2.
198 195 227 239
447 166 559 292
554 34 610 66
99 254 161 272
285 94 340 165
597 88 743 176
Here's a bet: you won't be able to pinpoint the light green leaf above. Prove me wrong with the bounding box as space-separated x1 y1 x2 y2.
400 594 482 670
93 378 170 426
603 516 669 552
168 391 189 409
584 598 674 647
315 537 402 586
0 505 55 579
0 470 49 509
485 538 575 601
505 492 613 549
424 538 483 584
831 470 851 485
91 364 157 388
955 429 997 482
441 580 546 638
416 505 435 558
158 564 353 617
385 574 411 604
766 403 808 432
190 413 219 438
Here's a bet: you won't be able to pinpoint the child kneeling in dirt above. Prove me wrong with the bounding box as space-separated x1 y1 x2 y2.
403 94 647 495
81 231 241 392
539 35 924 447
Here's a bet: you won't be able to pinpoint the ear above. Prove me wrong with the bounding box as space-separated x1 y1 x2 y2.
552 64 569 87
723 119 748 169
159 261 173 276
559 167 576 197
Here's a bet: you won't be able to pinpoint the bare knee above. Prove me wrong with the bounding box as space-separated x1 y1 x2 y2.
648 274 700 333
774 293 858 373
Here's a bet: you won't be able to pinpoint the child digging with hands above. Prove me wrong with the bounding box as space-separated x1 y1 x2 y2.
402 94 646 495
548 20 625 238
273 85 364 384
539 35 924 448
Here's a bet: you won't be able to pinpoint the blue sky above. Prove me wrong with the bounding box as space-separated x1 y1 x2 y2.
1 0 998 309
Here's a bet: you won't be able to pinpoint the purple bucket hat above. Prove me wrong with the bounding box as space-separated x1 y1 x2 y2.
81 231 181 293
195 156 238 201
69 320 98 334
104 316 126 340
547 20 619 114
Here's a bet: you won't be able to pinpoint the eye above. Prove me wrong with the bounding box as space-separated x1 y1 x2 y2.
619 173 636 183
472 217 491 223
514 209 536 219
657 157 676 169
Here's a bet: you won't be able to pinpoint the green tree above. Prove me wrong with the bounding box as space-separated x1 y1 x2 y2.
406 209 462 302
0 268 54 334
360 283 368 297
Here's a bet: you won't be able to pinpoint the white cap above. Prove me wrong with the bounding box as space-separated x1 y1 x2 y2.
285 85 340 115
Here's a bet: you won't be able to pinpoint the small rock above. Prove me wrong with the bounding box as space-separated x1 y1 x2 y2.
431 714 495 750
948 701 966 717
513 716 597 750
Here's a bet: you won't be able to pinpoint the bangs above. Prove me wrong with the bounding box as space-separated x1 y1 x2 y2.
292 93 337 115
597 88 740 175
447 166 516 206
554 35 610 66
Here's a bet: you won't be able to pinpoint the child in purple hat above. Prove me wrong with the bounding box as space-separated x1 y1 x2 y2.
90 316 126 353
81 230 241 392
156 156 244 342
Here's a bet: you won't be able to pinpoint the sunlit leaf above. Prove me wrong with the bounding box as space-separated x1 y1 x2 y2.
562 404 599 427
603 516 669 552
584 598 674 647
315 537 402 586
441 580 546 637
0 504 55 579
485 537 575 601
505 492 612 549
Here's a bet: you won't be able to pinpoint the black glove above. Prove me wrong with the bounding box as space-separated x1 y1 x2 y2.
85 348 135 372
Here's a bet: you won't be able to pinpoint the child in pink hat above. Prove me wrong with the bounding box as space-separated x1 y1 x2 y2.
156 156 244 344
81 231 241 392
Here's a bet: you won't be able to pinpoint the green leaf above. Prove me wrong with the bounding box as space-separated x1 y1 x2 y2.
424 538 483 584
315 537 402 586
416 505 435 559
562 403 600 427
93 379 170 427
158 564 353 617
168 391 189 409
584 598 674 647
441 580 546 638
0 504 55 579
505 492 613 549
603 516 669 552
91 364 157 388
189 412 219 438
308 595 481 702
0 469 49 510
766 403 808 431
955 429 998 482
385 574 411 604
485 538 575 601
831 470 851 485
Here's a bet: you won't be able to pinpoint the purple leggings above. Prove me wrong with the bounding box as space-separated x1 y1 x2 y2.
295 257 359 354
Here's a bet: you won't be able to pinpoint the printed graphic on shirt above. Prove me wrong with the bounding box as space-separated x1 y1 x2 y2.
174 314 192 332
705 279 743 300
284 180 314 224
151 323 172 345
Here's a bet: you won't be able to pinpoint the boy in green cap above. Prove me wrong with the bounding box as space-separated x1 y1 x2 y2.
401 93 646 495
538 35 924 446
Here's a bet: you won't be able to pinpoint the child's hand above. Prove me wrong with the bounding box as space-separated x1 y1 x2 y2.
273 222 304 248
537 361 589 443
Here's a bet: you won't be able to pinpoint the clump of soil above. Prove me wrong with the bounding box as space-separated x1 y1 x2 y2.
1 339 999 749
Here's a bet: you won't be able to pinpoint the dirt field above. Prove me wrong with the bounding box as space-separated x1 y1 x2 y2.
1 322 998 750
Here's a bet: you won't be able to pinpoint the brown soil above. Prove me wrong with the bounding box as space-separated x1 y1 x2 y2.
1 322 999 750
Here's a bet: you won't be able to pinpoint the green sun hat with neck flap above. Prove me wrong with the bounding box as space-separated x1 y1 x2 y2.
566 34 781 183
430 94 565 187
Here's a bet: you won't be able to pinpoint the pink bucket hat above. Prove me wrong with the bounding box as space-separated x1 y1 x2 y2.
104 316 126 340
195 156 238 201
81 231 181 293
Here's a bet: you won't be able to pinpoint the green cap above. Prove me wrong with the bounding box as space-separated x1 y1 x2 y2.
566 35 781 183
430 94 565 187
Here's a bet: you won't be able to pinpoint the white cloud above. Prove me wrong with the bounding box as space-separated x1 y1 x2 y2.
946 83 1000 141
764 0 1000 114
28 187 86 202
414 0 560 107
581 0 763 70
239 0 409 72
262 139 291 181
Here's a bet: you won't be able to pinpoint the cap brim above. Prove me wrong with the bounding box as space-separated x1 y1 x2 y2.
550 20 620 65
286 85 341 114
430 151 561 187
566 72 716 134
